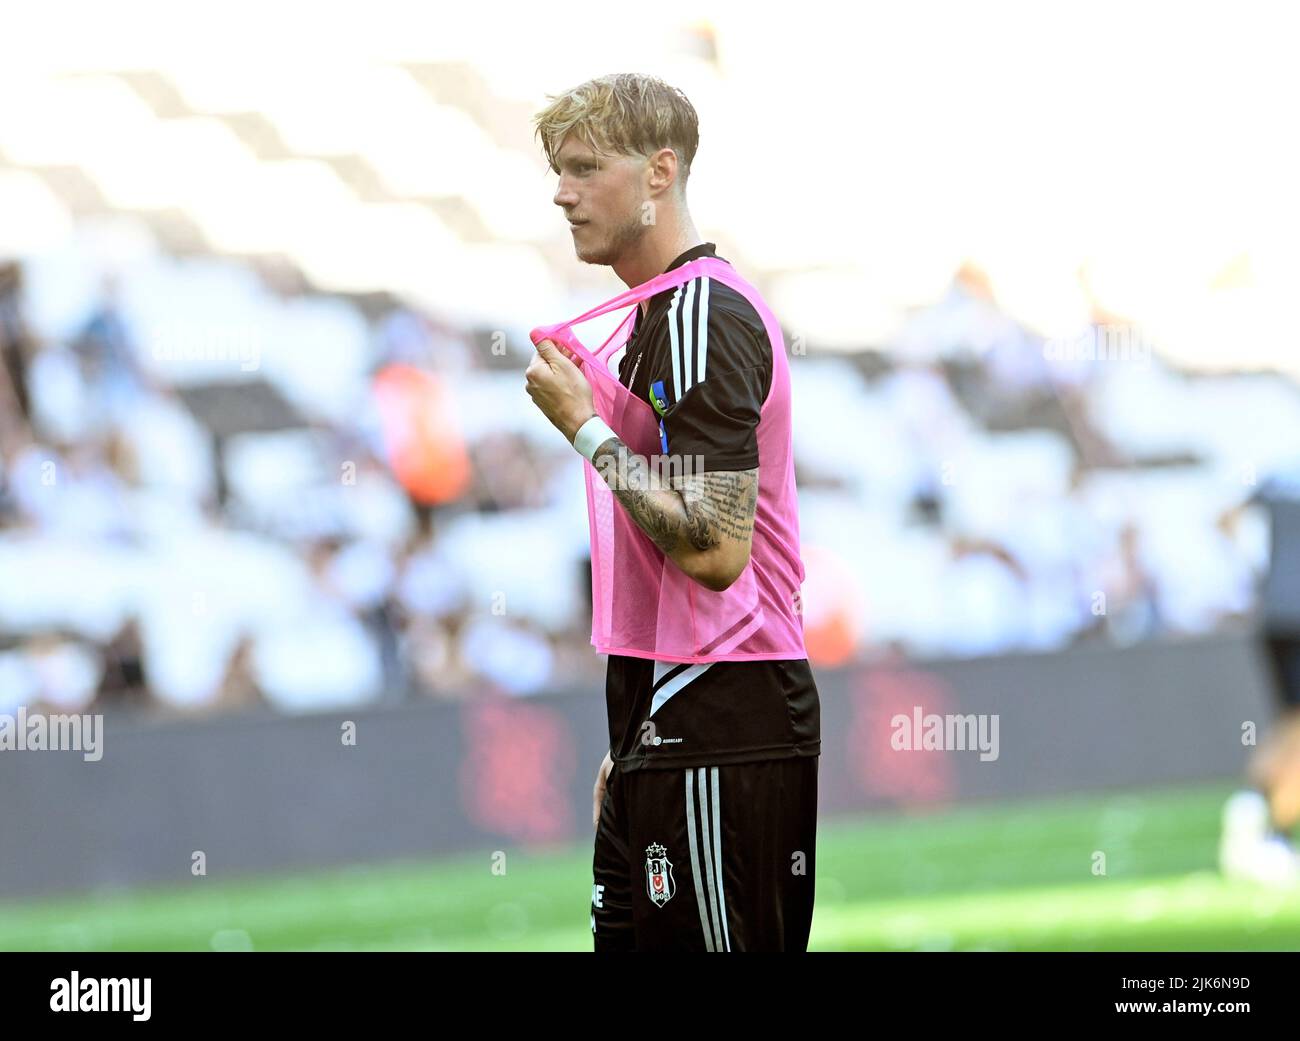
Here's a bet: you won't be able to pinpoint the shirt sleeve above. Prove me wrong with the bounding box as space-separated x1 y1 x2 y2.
661 299 772 472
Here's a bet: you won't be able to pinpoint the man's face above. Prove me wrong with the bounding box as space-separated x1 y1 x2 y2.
552 134 648 266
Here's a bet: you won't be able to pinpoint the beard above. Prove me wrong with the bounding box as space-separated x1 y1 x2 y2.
575 210 647 266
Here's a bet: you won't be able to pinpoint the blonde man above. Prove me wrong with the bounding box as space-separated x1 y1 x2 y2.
526 74 821 952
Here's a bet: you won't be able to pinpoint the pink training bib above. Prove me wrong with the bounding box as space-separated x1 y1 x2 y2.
531 257 807 664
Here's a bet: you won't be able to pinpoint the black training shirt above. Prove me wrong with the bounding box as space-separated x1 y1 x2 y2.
603 242 820 771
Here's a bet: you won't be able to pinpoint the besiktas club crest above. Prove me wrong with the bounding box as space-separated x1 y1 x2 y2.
645 843 676 907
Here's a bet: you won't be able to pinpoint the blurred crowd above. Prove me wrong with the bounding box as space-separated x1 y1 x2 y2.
0 238 1292 718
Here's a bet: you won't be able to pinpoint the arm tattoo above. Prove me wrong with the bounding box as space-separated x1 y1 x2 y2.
590 436 758 560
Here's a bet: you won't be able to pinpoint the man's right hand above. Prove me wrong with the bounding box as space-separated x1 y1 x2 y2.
593 751 614 829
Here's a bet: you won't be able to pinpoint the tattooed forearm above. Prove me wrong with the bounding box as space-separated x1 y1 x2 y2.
681 468 758 546
590 436 681 554
589 436 758 585
591 436 680 553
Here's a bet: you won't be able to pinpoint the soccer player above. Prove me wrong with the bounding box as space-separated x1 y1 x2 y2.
525 73 821 951
1221 470 1300 883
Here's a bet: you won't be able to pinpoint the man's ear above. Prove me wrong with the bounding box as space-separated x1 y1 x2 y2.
647 147 680 196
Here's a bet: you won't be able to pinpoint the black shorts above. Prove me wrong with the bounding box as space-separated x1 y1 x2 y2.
591 755 819 952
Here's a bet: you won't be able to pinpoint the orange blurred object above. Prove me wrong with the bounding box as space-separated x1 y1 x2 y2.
372 363 471 505
805 607 857 667
799 543 861 668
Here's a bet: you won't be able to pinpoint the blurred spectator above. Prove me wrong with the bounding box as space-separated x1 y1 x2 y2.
1098 522 1162 645
70 275 146 426
0 261 33 426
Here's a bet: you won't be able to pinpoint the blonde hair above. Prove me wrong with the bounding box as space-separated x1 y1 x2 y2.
534 73 699 186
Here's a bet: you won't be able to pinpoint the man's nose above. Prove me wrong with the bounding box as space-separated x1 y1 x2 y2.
553 175 579 209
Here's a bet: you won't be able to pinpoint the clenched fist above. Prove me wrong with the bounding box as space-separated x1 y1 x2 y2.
525 338 596 444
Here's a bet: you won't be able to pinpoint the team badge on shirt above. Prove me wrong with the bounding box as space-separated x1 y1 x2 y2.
645 843 676 907
648 380 671 453
649 379 670 416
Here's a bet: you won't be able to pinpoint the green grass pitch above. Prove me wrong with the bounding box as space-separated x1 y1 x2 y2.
3 781 1298 951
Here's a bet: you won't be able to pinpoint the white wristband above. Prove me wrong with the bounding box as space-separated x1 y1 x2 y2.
573 414 617 462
